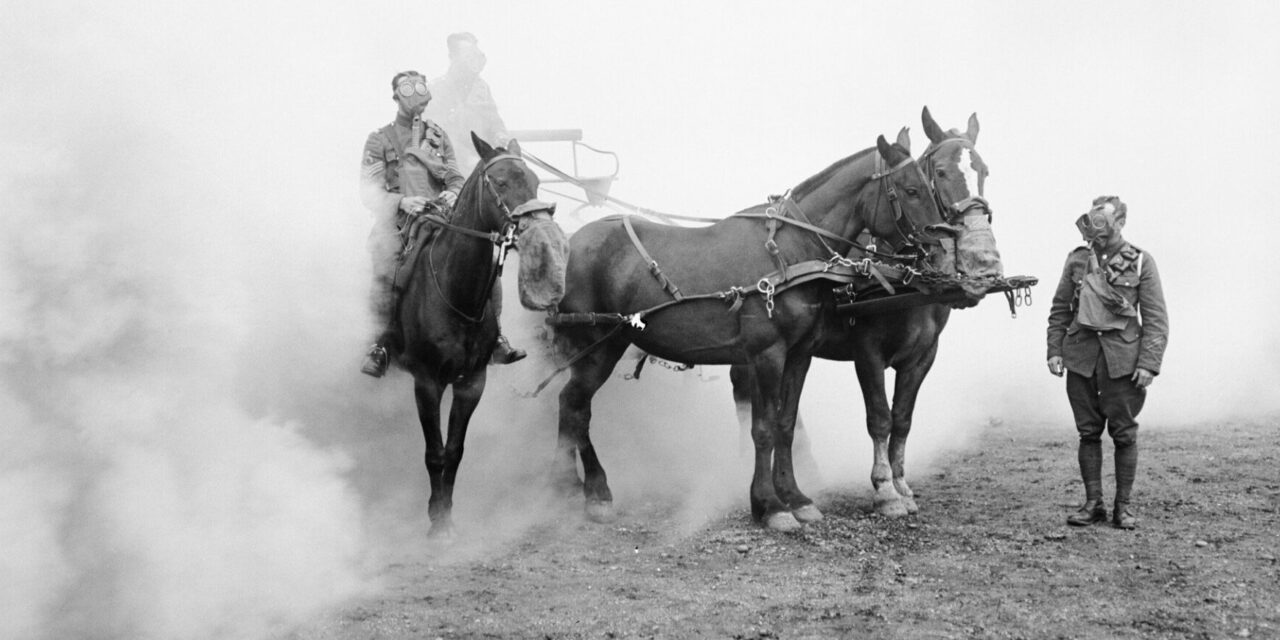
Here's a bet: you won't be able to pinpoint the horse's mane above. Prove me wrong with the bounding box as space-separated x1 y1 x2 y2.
790 147 876 201
451 157 492 226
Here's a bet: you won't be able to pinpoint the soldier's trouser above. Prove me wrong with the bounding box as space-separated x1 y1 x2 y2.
1066 354 1146 503
368 219 402 345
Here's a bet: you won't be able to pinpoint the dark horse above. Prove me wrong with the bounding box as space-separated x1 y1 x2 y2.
395 133 549 535
730 107 1002 517
552 131 952 531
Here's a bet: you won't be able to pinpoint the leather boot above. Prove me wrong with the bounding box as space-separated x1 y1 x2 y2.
490 334 527 365
1113 442 1138 529
1067 499 1108 526
360 344 389 378
1068 440 1106 526
1112 501 1137 530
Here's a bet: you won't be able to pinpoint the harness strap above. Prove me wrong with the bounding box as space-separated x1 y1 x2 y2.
622 215 684 300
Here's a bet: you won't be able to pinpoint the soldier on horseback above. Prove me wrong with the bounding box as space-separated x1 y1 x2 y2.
1047 196 1168 530
359 70 525 378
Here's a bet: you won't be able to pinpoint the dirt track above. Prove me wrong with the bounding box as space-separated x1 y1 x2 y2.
288 418 1280 640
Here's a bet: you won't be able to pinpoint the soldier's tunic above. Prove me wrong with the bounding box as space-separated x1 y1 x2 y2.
1046 242 1169 444
424 74 508 175
360 113 465 316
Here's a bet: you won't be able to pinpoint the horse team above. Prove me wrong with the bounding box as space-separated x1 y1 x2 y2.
392 109 1004 535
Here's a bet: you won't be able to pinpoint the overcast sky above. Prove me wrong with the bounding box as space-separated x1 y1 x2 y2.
3 2 1278 638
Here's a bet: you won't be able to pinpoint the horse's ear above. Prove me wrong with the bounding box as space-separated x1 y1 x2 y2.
877 134 907 165
506 138 522 157
965 113 980 143
471 131 495 159
922 106 947 144
896 127 911 154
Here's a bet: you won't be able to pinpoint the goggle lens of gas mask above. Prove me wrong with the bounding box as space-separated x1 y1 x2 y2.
1075 210 1116 240
397 80 429 97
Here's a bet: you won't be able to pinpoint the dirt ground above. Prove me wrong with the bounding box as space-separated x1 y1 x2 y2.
287 418 1279 640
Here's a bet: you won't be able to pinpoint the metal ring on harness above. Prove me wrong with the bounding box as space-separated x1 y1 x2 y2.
756 278 777 317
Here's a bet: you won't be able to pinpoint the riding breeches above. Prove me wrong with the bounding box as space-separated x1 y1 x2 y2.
1066 353 1146 446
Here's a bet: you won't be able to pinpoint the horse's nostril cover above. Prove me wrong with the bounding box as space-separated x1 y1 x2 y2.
516 213 570 310
956 214 1003 279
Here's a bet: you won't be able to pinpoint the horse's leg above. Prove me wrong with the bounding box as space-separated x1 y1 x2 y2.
729 364 754 457
557 331 628 522
887 345 939 515
774 351 822 523
748 349 802 532
853 356 907 517
412 373 452 536
427 366 487 535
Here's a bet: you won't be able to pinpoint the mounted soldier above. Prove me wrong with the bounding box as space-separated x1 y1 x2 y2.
1047 196 1169 529
359 70 524 378
424 32 510 176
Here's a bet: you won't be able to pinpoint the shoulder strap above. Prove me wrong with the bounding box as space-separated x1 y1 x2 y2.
380 123 406 159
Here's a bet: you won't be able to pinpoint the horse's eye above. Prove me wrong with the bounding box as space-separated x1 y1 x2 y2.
905 187 920 198
935 168 947 178
494 179 507 188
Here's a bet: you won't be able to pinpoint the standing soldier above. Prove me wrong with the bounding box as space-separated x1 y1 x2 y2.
359 70 524 378
1046 196 1168 529
425 32 510 175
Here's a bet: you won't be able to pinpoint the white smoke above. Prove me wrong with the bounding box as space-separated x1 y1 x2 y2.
5 3 1279 637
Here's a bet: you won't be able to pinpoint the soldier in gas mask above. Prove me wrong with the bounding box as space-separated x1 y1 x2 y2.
1046 196 1169 529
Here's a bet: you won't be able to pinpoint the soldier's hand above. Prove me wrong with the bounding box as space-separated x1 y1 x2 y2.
438 191 458 209
399 195 429 214
1132 368 1155 389
1047 356 1065 377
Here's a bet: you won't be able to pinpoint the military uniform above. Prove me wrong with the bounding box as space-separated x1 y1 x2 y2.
360 113 465 324
1047 241 1168 526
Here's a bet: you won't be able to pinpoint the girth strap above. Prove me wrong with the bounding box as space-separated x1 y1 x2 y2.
622 215 684 300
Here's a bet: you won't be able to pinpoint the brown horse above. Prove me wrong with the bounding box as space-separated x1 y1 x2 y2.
730 107 1003 517
551 130 952 531
395 133 550 536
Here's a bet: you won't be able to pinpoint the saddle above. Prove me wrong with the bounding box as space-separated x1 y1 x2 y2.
390 203 445 294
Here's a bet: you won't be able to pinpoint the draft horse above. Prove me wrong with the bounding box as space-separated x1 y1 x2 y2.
552 131 952 531
730 107 1003 517
395 133 550 535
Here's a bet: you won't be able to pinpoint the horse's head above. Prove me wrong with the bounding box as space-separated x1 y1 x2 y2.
859 129 952 255
919 107 1003 304
465 133 557 232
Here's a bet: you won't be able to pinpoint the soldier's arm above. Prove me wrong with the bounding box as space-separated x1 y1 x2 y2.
476 80 510 146
359 132 401 219
1135 253 1168 375
1046 251 1080 360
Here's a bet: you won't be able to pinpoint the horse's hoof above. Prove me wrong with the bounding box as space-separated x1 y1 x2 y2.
792 504 824 523
764 511 803 532
901 496 919 514
875 499 910 518
585 500 616 523
427 522 456 540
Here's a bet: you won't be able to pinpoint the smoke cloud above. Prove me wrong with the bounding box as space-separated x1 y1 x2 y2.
5 3 1279 638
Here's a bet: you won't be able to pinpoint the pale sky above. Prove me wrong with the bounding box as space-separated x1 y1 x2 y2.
3 2 1278 637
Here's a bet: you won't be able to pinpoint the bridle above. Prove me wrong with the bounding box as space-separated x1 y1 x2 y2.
918 136 991 225
423 153 553 323
742 151 945 268
868 153 945 252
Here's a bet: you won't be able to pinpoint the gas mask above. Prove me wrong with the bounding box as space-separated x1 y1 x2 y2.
1075 201 1122 245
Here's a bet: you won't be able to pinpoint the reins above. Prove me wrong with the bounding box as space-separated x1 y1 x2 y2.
424 153 542 324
